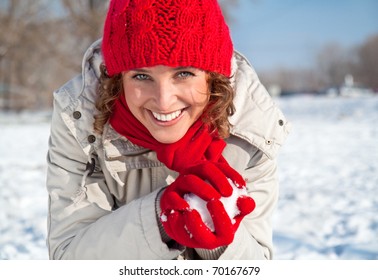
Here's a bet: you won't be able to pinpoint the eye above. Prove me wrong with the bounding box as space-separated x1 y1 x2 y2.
176 71 195 79
132 73 151 81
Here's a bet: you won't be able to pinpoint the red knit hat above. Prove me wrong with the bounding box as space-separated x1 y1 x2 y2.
102 0 233 77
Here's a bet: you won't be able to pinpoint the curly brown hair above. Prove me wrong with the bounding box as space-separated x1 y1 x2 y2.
94 64 235 139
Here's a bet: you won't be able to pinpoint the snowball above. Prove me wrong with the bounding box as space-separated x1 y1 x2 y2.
183 178 248 232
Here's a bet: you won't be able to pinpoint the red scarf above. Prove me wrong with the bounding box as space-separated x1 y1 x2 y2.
109 94 227 171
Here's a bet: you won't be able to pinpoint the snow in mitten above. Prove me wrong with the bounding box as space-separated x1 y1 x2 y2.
184 178 255 232
161 195 254 249
160 161 255 249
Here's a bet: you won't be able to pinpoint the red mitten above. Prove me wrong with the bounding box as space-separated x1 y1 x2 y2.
183 161 247 197
160 172 221 248
160 161 247 227
184 199 235 248
162 197 255 249
160 164 256 249
183 184 256 239
161 199 234 249
232 195 256 228
160 174 222 212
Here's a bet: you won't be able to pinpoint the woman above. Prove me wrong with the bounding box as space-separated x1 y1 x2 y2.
46 0 290 260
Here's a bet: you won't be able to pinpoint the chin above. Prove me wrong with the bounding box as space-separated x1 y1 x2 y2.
152 132 185 144
154 136 182 144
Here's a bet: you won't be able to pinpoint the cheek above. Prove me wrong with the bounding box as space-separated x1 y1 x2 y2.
190 82 209 105
122 77 145 103
123 86 144 107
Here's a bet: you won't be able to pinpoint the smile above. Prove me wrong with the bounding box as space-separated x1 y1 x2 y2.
152 109 183 122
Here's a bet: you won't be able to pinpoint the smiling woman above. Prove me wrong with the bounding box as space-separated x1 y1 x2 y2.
120 66 209 144
95 65 236 141
46 0 290 260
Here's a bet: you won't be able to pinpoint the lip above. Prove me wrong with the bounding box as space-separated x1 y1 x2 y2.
147 108 186 126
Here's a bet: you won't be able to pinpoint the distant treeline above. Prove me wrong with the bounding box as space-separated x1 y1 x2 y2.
0 0 377 110
259 35 378 95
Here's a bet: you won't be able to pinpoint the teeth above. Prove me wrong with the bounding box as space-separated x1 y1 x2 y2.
152 110 182 122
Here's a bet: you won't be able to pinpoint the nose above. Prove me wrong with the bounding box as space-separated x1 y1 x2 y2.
154 80 177 111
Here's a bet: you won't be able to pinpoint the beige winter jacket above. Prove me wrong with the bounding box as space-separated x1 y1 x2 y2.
46 39 291 260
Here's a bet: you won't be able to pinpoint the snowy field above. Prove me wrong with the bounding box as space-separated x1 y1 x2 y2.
0 95 377 260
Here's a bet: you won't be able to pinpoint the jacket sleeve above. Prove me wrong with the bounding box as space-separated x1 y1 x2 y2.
46 95 183 260
220 136 279 259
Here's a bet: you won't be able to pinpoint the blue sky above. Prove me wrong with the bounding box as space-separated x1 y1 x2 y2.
229 0 378 71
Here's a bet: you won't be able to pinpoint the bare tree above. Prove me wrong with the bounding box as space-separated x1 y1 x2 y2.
259 67 321 94
0 0 109 110
0 0 50 110
315 43 355 89
354 34 378 90
60 0 108 44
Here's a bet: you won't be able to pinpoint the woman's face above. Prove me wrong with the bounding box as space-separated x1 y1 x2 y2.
122 65 209 144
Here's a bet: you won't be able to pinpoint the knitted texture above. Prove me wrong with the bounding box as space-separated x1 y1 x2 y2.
102 0 233 77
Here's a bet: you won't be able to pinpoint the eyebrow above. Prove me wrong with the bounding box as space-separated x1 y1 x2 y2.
130 68 150 73
130 66 197 73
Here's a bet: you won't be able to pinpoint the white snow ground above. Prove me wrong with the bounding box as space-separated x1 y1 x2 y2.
0 95 377 260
